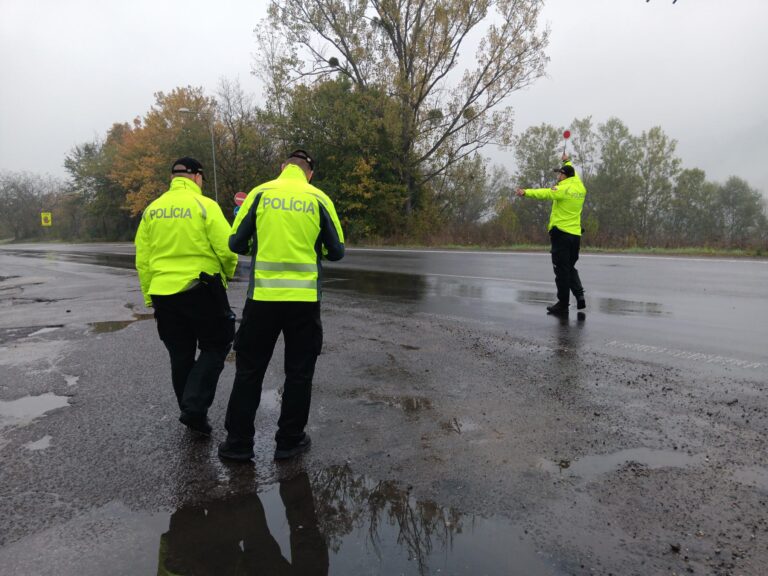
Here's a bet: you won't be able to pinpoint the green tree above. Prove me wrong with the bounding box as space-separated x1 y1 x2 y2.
510 123 562 242
567 116 600 184
0 172 62 240
634 126 681 245
589 118 642 246
714 177 767 248
278 78 406 238
667 168 718 246
430 153 497 226
258 0 549 211
64 124 136 240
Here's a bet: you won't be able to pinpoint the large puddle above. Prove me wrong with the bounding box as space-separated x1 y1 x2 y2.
158 466 563 576
0 466 568 575
0 392 70 428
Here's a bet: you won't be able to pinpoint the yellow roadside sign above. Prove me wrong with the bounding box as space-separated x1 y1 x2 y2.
41 212 52 227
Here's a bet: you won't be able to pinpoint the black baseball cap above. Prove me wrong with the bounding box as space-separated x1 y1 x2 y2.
554 165 575 178
287 149 314 171
171 157 205 177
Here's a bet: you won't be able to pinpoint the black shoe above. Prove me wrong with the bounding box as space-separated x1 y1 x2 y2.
179 412 212 436
546 301 569 316
577 299 586 310
274 434 311 461
218 439 255 462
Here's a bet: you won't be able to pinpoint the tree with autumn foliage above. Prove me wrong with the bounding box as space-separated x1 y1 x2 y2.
256 0 549 212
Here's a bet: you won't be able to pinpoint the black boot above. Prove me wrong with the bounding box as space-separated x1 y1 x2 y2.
546 301 569 316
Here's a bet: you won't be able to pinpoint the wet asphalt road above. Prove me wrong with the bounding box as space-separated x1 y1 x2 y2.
0 243 766 575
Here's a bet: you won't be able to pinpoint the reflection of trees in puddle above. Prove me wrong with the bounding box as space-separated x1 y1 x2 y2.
312 464 462 574
158 465 467 576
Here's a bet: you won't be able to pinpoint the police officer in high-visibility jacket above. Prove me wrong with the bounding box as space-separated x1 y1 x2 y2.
135 157 238 435
218 150 345 462
515 154 587 316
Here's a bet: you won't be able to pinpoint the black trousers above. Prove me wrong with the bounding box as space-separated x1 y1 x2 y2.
152 284 235 418
550 227 585 305
224 300 323 449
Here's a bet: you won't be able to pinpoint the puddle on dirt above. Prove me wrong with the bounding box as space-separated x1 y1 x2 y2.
732 466 768 491
598 298 665 317
0 392 70 428
157 466 563 576
23 435 53 451
360 393 432 414
89 313 154 334
539 447 701 482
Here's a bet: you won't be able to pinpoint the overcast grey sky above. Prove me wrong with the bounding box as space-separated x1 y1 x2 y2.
1 0 767 194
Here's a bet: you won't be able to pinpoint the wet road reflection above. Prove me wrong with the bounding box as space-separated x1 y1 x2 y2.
0 249 136 270
157 465 562 576
0 247 679 320
4 244 763 372
598 298 665 316
323 267 428 301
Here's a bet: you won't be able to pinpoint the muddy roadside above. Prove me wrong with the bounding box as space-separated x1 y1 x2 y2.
314 294 767 575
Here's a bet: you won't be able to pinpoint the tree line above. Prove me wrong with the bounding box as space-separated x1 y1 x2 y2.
1 0 765 251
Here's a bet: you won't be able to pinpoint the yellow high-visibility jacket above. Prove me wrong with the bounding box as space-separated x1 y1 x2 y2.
523 161 587 236
230 164 345 302
135 177 238 306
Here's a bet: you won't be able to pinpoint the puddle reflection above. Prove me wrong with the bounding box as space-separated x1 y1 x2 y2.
158 465 561 576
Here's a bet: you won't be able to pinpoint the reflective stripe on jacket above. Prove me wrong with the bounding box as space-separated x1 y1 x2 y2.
524 161 587 236
134 177 238 306
229 164 344 302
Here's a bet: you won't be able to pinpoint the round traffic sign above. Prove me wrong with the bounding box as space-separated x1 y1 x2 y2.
234 192 247 206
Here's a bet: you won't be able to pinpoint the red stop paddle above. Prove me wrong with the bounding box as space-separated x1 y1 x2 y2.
562 129 571 155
